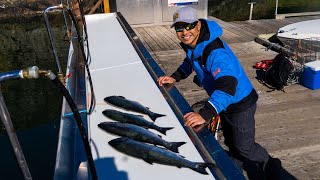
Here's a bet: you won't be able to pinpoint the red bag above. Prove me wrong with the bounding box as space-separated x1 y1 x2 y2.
253 59 273 70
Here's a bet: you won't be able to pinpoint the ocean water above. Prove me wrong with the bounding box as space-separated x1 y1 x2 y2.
0 15 68 179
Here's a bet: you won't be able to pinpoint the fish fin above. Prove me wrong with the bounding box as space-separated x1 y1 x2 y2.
143 158 153 165
191 162 214 175
142 154 153 164
168 142 186 153
149 112 166 121
158 127 174 135
142 127 149 130
118 96 125 99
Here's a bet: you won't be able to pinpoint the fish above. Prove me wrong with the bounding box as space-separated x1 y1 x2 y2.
108 137 213 175
102 109 173 135
104 96 165 121
98 122 185 153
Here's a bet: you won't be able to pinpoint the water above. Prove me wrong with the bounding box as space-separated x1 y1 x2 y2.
0 15 68 179
0 121 60 179
208 0 320 21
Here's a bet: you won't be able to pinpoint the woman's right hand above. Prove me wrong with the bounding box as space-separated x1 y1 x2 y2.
157 76 176 87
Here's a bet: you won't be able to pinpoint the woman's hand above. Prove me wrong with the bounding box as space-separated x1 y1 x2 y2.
184 112 206 132
157 76 176 86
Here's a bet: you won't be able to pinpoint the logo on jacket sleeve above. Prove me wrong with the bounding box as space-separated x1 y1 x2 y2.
213 68 221 77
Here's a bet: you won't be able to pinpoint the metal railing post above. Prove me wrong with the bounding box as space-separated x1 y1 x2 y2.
248 2 256 21
275 0 279 18
0 89 32 180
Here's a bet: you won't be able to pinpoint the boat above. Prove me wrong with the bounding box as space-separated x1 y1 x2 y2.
277 19 320 41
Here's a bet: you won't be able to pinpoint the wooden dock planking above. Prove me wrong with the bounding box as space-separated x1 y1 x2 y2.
151 26 181 50
262 19 292 28
209 17 255 43
132 15 320 179
229 22 262 39
256 19 287 31
143 26 172 51
219 28 241 43
133 28 152 52
163 25 179 39
134 27 162 52
220 26 255 42
243 20 277 34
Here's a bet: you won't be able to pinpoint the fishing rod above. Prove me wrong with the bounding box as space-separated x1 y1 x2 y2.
0 66 97 180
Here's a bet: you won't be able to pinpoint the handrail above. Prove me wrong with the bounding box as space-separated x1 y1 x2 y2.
60 0 71 39
44 4 66 74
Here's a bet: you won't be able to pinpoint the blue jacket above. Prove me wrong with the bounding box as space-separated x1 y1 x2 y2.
171 19 258 121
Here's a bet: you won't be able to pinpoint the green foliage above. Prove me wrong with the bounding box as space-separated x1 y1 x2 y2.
208 0 320 21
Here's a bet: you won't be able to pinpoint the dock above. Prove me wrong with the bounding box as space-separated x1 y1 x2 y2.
132 16 320 179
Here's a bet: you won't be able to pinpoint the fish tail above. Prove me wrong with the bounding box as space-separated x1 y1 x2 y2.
157 127 174 135
168 142 186 153
191 162 214 175
149 112 166 121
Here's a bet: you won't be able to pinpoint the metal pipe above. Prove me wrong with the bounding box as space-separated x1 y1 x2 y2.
60 0 71 39
275 0 279 18
248 2 256 21
0 89 32 180
44 4 65 73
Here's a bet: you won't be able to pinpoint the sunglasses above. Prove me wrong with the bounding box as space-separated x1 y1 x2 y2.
174 21 198 32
